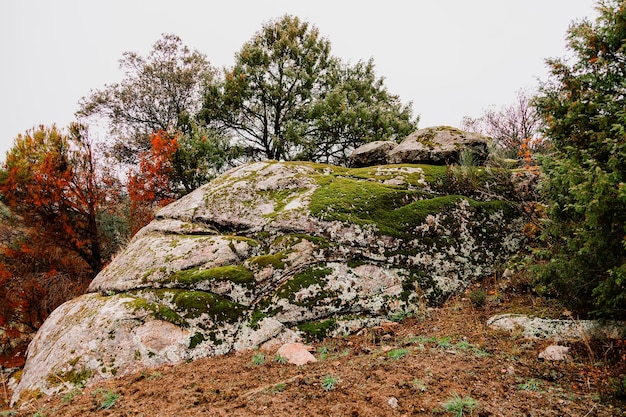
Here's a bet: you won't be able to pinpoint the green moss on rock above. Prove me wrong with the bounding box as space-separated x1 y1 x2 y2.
276 266 334 307
125 296 189 328
297 319 337 342
169 290 246 323
189 332 206 349
247 253 287 270
47 365 93 387
165 265 255 289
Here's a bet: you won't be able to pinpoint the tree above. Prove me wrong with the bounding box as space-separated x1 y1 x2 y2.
0 124 124 275
203 15 416 163
127 131 180 235
302 58 417 164
170 124 240 194
461 89 544 158
534 0 626 317
127 127 239 235
0 124 126 353
207 15 331 161
77 33 217 163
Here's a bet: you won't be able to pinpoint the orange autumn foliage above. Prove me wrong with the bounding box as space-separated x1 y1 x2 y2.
127 131 180 235
0 124 123 360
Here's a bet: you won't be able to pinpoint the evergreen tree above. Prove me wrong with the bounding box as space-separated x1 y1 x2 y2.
535 0 626 317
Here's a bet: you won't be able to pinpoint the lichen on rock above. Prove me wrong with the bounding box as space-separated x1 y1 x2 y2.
12 159 527 405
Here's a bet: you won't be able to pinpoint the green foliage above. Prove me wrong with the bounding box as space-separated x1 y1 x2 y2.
534 0 626 318
78 33 216 163
321 375 338 391
171 124 240 194
468 288 487 307
386 348 409 360
301 58 417 164
252 353 266 365
95 389 119 410
442 393 477 417
203 15 415 163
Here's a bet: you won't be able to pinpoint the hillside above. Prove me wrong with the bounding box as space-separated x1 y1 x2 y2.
3 278 625 416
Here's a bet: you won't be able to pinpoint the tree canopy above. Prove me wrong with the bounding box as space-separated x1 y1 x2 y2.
461 89 544 158
534 0 626 318
77 33 216 163
202 15 417 163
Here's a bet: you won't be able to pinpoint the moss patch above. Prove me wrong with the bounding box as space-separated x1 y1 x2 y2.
168 290 246 323
189 332 206 349
297 319 338 342
276 266 334 307
125 295 189 328
309 175 468 238
47 365 93 387
247 253 287 270
165 265 256 289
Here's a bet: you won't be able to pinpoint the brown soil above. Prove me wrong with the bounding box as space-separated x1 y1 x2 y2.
2 282 625 417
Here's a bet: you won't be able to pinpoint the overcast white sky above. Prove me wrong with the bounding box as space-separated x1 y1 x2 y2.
0 0 597 161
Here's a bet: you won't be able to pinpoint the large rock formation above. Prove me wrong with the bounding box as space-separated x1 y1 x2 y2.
12 161 525 404
349 126 490 167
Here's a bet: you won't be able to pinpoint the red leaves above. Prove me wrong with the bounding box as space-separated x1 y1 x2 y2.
0 124 112 355
128 131 180 235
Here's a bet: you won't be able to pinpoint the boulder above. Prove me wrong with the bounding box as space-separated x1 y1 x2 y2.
487 313 626 340
276 343 317 366
538 345 570 361
12 161 526 405
388 126 489 165
348 141 398 167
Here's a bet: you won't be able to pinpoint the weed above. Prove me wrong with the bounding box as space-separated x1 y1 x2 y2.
0 412 16 417
317 346 330 361
252 353 266 366
321 375 338 391
472 347 490 358
412 378 428 392
272 383 286 393
468 288 487 307
456 340 472 350
610 376 626 399
442 393 477 416
390 310 412 322
274 354 287 364
417 335 439 344
437 336 453 349
387 348 410 360
94 388 119 410
32 412 46 417
147 371 163 380
61 387 82 404
517 378 542 392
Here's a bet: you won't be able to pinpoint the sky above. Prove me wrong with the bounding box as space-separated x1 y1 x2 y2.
0 0 598 161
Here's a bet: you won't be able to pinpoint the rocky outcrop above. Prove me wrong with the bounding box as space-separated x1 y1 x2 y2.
12 160 525 405
348 141 398 167
349 126 490 167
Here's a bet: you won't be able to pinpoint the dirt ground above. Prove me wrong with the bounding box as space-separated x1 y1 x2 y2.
2 280 625 417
